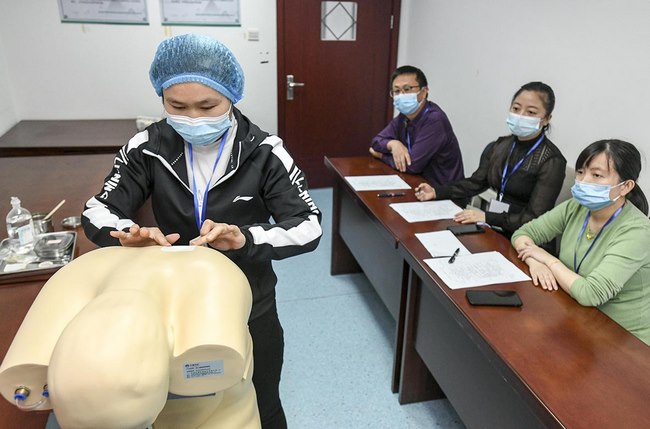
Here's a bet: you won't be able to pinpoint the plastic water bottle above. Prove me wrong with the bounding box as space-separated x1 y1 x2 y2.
6 196 35 255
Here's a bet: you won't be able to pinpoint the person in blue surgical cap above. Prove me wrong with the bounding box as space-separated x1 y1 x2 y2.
81 33 322 429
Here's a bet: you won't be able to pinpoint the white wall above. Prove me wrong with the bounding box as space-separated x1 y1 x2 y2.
0 32 17 136
4 0 649 193
0 0 277 134
398 0 650 193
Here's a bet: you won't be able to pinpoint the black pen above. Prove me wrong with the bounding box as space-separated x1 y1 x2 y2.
448 247 460 264
377 192 406 198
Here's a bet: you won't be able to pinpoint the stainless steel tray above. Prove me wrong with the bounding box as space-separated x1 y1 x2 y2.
0 231 77 277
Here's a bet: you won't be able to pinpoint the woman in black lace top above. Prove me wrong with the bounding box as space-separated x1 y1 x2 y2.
415 81 567 236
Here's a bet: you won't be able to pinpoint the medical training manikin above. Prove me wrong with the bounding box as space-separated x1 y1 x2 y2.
0 246 260 428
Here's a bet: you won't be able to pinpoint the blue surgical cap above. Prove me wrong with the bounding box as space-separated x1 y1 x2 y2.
149 34 244 103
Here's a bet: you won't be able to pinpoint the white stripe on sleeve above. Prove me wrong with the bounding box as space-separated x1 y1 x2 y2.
249 214 322 248
260 136 293 172
84 197 135 230
126 130 149 153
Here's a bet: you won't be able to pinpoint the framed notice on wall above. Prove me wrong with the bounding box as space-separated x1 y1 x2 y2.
160 0 241 26
58 0 149 25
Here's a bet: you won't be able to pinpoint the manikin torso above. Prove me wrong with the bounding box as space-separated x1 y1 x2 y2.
0 246 260 429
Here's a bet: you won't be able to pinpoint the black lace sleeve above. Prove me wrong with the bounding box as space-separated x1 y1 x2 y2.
435 140 497 200
486 142 567 234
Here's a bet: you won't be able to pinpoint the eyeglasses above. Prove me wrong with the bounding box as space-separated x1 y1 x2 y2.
389 85 421 97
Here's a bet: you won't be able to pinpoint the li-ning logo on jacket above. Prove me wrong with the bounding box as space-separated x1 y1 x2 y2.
99 150 129 199
290 165 318 214
99 132 148 199
233 195 253 203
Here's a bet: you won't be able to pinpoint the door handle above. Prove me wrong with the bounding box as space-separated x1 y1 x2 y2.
286 75 305 101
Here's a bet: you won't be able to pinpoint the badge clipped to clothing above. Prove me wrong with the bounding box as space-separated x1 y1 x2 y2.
488 198 510 214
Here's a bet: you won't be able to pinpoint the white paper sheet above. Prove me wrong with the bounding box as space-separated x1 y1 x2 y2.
424 251 530 289
389 200 462 223
344 175 411 191
415 230 471 258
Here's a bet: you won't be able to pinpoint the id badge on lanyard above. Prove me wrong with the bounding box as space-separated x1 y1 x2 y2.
404 107 429 153
497 134 545 204
574 205 624 273
488 199 510 214
188 130 229 231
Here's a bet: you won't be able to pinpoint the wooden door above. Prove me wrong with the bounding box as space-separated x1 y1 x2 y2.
277 0 400 188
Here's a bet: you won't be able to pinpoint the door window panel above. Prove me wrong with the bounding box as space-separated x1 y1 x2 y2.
321 1 357 41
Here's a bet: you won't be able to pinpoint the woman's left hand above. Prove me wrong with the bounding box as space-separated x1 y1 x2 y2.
517 243 554 266
527 259 559 291
190 220 246 251
453 209 486 224
110 224 180 247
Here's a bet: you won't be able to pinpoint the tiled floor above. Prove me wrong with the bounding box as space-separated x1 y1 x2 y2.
47 188 465 429
274 188 465 428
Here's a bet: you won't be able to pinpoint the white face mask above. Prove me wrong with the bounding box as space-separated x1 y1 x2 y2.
571 180 626 211
393 91 423 115
506 112 541 138
166 108 232 146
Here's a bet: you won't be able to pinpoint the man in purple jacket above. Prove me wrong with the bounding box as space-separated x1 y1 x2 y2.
370 65 464 186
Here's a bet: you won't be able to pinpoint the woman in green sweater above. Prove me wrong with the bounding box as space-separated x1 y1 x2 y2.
512 139 650 345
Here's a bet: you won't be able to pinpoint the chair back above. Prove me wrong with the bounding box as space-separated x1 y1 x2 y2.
555 165 575 206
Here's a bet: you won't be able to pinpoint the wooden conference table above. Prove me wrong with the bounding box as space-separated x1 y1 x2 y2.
0 119 158 428
0 153 117 429
325 156 650 429
0 119 136 157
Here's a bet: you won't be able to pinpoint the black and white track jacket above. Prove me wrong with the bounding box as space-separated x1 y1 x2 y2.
82 108 322 319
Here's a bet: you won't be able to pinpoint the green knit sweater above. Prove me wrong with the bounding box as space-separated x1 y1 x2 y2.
512 199 650 345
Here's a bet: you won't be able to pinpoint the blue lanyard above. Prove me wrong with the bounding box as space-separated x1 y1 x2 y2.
499 134 545 201
187 130 228 231
573 204 624 273
404 107 430 153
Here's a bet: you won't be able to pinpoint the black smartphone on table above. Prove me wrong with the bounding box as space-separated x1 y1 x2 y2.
465 290 523 307
447 224 485 235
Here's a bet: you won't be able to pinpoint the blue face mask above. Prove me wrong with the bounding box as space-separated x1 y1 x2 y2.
571 180 625 211
506 112 542 138
393 92 422 116
166 108 232 146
